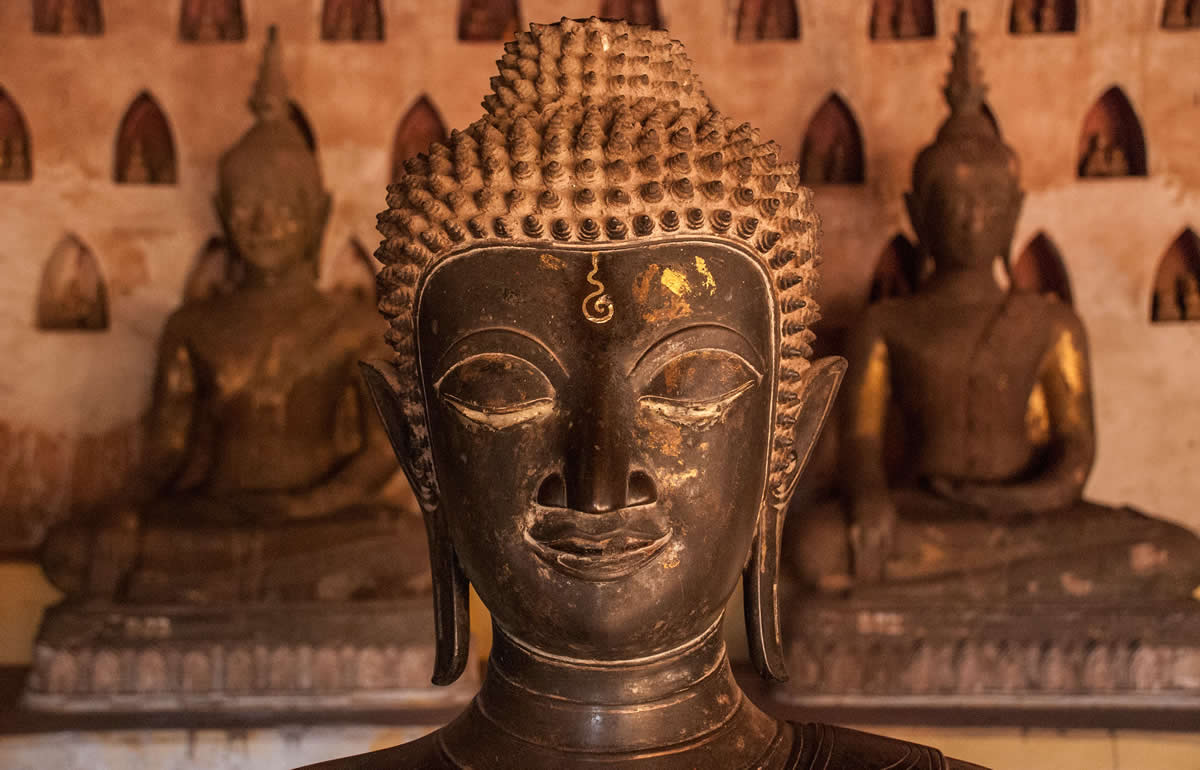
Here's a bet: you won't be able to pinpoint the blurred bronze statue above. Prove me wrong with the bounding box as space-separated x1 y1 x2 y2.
789 12 1200 604
39 27 426 605
306 17 985 770
24 29 451 713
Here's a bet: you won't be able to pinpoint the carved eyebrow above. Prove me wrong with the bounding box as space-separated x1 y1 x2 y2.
435 327 566 379
628 323 765 377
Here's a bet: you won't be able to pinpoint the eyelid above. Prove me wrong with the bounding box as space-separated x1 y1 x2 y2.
640 380 756 429
442 392 554 430
435 352 556 430
433 352 549 392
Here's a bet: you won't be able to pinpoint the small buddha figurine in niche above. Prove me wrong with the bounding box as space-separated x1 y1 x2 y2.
789 13 1200 600
40 28 427 604
306 18 984 770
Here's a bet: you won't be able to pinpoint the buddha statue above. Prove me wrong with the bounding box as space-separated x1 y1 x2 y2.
788 13 1200 602
39 28 428 605
305 18 985 769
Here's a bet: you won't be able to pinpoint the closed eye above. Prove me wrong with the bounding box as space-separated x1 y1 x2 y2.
442 392 554 430
639 348 759 429
640 380 756 429
436 352 556 430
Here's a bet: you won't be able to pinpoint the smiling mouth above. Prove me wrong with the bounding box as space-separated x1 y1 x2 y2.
525 509 673 581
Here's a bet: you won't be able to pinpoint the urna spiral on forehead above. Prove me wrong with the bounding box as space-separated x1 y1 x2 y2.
373 17 823 505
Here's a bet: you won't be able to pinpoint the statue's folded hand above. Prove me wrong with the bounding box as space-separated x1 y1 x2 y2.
928 478 1037 518
849 493 897 583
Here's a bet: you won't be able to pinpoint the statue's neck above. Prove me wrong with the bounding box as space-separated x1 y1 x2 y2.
925 262 1005 301
463 619 777 759
239 261 317 290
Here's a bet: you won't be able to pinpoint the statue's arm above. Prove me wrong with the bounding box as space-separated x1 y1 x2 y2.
283 346 410 519
840 317 898 581
942 318 1095 515
1018 319 1096 508
136 321 198 499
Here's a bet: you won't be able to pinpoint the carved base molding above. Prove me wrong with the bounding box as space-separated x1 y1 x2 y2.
777 599 1200 709
23 599 477 713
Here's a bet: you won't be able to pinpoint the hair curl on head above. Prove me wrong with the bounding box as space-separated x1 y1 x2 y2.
375 17 822 506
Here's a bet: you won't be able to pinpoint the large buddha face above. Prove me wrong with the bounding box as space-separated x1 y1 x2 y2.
414 240 776 659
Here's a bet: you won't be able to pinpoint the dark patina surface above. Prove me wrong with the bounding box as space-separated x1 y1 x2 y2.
306 17 986 769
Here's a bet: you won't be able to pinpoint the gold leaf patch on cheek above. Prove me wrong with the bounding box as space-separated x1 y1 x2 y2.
635 410 685 462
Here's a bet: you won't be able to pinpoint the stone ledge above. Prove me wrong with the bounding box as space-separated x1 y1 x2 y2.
778 599 1200 709
23 599 477 714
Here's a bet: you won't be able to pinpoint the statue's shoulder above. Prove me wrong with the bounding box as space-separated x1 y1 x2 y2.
296 729 449 770
787 722 990 770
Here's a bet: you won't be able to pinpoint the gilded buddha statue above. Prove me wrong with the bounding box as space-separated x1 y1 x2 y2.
789 13 1200 603
39 28 428 606
306 17 985 769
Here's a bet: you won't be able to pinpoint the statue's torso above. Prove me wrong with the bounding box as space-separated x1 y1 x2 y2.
162 287 384 495
874 291 1078 483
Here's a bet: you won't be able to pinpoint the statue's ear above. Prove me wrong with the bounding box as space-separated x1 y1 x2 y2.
359 359 471 686
745 355 846 682
317 191 333 234
213 193 230 234
774 356 847 506
359 359 426 504
903 191 922 241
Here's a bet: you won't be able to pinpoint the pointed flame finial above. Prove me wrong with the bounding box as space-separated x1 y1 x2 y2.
249 25 290 121
944 10 987 115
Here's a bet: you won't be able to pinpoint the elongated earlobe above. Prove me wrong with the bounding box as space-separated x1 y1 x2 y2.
744 356 846 681
360 359 470 685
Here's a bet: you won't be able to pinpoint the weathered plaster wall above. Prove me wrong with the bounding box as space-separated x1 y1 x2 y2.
0 0 1197 550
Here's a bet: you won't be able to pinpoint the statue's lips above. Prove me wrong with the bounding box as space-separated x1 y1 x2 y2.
524 508 672 581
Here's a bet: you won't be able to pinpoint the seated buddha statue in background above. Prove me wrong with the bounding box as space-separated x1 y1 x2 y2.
305 17 984 769
789 13 1200 601
40 28 428 604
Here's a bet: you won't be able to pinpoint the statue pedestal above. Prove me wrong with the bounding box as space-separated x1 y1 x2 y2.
23 599 477 713
777 599 1200 713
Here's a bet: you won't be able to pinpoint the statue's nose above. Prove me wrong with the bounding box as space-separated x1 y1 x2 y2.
542 409 657 513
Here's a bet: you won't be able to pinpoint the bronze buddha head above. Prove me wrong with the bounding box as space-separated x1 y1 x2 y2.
361 17 843 685
216 27 330 283
907 12 1023 274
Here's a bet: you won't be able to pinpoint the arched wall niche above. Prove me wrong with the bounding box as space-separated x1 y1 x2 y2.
735 0 800 41
870 0 936 40
1150 228 1200 322
1010 0 1077 34
33 0 103 35
36 234 109 331
799 94 865 185
0 88 33 182
180 0 246 42
325 238 378 299
321 0 384 41
1161 0 1200 29
1077 86 1147 178
600 0 664 29
868 234 925 304
458 0 521 41
114 92 178 185
1011 232 1073 305
391 96 447 183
